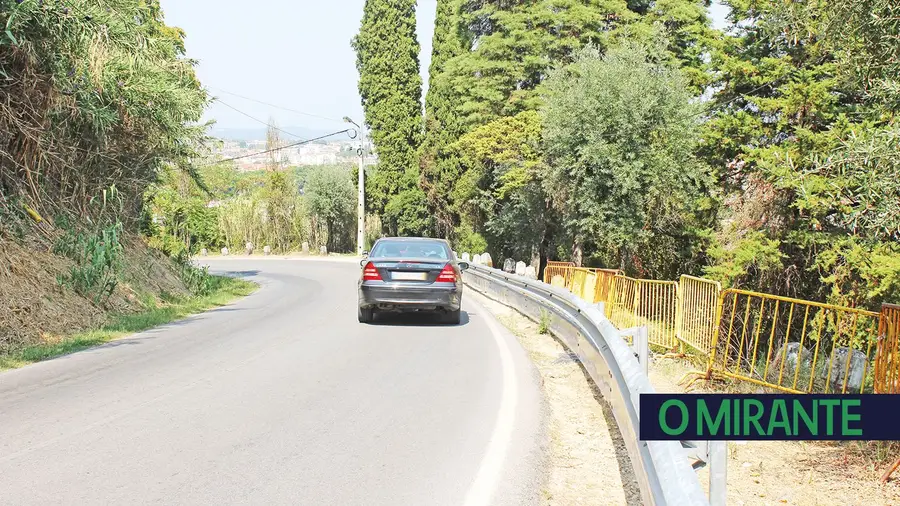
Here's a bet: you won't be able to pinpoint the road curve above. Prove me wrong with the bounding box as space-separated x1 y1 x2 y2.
0 259 547 506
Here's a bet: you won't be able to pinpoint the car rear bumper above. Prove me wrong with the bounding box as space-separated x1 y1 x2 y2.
359 283 461 311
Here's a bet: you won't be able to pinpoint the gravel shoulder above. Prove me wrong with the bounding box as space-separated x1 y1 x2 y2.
468 290 641 506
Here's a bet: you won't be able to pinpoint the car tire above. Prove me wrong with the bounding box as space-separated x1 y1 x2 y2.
442 309 461 325
358 306 375 323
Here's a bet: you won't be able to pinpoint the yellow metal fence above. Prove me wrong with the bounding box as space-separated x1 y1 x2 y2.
604 276 678 349
542 262 899 394
607 275 638 331
708 289 881 394
544 261 575 286
591 269 620 304
677 275 721 354
636 280 679 349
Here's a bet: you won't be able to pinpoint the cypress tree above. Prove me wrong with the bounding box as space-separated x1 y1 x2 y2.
421 0 466 237
352 0 425 233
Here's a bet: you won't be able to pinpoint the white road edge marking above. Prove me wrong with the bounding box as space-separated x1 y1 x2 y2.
462 302 519 506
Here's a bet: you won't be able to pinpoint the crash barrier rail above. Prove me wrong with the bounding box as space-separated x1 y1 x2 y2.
875 304 900 394
462 263 715 506
706 289 881 394
545 263 900 394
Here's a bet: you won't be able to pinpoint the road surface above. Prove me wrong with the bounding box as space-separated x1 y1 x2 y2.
0 258 548 505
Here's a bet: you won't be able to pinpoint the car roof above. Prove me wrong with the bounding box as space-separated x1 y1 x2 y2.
375 237 448 243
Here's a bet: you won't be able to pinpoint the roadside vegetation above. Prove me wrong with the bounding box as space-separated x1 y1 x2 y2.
0 1 260 363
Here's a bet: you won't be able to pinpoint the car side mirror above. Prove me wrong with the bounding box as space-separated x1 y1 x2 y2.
458 262 469 271
362 250 369 257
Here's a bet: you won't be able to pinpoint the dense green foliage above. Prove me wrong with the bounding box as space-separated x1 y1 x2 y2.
53 220 125 305
693 0 900 305
145 162 358 255
542 43 709 277
0 0 207 228
403 0 899 306
352 0 429 236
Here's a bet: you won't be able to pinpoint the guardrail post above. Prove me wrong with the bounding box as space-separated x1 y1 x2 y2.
709 441 727 506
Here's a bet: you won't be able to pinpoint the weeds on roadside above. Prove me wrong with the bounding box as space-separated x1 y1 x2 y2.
539 309 552 334
174 251 217 296
53 218 124 305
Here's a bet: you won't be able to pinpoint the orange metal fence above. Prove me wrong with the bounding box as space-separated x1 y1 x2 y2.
544 261 575 285
875 304 900 394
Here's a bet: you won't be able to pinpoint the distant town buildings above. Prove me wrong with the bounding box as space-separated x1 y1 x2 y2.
213 139 377 172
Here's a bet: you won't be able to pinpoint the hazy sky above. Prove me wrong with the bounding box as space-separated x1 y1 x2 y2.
159 1 727 133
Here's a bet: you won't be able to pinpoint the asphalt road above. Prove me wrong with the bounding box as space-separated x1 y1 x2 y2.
0 258 547 506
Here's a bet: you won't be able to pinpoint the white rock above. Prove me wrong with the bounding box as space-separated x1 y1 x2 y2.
515 261 527 276
221 247 229 256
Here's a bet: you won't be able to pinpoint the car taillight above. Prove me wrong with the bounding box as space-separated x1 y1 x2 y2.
363 262 382 281
436 264 456 283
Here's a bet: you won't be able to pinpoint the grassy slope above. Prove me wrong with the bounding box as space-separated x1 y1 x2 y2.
0 275 257 370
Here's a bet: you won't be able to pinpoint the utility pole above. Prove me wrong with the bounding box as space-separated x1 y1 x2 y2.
344 117 366 256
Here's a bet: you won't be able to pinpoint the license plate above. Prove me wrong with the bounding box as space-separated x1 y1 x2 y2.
392 271 427 281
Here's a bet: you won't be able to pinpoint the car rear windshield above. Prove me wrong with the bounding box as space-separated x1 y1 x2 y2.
369 240 450 260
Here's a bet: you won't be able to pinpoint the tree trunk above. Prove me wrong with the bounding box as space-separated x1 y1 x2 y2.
572 236 583 267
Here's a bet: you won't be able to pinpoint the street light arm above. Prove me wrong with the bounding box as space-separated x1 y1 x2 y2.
343 116 360 129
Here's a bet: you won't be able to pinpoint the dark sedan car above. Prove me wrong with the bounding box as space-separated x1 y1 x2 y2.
357 237 469 324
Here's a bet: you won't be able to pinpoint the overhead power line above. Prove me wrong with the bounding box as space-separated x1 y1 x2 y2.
207 129 357 166
212 99 307 139
205 85 346 124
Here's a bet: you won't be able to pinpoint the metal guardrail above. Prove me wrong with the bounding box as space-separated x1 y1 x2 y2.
463 263 711 506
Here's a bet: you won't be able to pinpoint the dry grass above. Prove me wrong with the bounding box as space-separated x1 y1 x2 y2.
2 235 196 356
0 238 104 352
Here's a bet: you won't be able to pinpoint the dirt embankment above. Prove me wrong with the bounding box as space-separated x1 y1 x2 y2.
0 236 189 354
